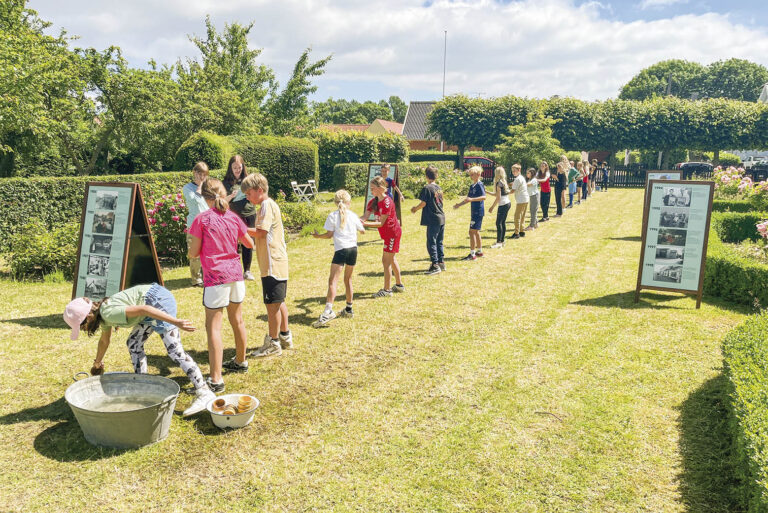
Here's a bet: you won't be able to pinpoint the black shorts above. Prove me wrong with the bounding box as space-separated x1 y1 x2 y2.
261 276 287 304
332 247 358 266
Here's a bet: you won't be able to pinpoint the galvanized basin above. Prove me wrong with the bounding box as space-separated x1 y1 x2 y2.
65 372 180 449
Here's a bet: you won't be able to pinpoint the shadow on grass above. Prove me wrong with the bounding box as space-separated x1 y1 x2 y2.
605 235 642 242
0 396 71 425
34 421 133 461
357 269 430 278
0 313 65 329
290 294 374 326
677 374 740 512
570 290 685 309
162 277 199 292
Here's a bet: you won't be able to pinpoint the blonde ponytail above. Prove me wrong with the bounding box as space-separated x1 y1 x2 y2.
333 189 351 229
201 178 229 213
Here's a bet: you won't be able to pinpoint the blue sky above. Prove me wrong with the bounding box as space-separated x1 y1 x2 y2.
28 0 768 103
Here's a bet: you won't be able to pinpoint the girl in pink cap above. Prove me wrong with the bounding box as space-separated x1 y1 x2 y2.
63 283 215 417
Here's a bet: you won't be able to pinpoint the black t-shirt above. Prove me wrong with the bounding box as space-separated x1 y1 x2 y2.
556 172 567 189
419 182 445 226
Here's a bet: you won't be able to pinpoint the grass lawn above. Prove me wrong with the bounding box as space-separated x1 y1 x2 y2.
0 189 750 512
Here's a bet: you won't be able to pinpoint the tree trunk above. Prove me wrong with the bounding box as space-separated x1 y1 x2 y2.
713 149 720 167
0 150 15 178
457 146 465 170
661 150 671 170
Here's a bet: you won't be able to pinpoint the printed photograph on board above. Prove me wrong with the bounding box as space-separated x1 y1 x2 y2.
659 209 689 229
84 277 108 298
94 191 119 210
662 187 692 207
653 264 683 284
92 211 115 234
657 228 687 246
87 255 110 277
655 246 684 265
89 235 113 256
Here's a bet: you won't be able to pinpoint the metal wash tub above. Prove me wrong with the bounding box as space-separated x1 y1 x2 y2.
65 372 180 449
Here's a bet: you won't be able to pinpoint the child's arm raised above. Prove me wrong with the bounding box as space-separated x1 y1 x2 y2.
124 305 196 332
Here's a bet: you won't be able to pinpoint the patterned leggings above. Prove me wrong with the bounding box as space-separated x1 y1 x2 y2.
125 324 206 391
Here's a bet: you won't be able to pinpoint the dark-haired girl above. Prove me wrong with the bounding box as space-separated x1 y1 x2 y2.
223 155 257 281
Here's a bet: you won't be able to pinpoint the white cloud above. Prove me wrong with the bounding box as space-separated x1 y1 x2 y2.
639 0 688 10
28 0 768 102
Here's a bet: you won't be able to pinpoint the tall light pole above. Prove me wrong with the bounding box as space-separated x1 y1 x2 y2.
441 30 447 151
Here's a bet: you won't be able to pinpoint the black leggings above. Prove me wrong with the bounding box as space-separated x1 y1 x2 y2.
240 214 256 272
496 203 511 243
540 191 551 219
555 187 564 215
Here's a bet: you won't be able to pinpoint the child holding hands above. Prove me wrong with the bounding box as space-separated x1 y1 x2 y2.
454 166 486 260
363 176 404 297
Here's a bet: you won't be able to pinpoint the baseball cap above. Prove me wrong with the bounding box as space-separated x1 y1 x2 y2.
63 297 92 340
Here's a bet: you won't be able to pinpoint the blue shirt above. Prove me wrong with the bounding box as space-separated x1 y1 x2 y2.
468 181 485 216
182 182 210 229
385 177 395 199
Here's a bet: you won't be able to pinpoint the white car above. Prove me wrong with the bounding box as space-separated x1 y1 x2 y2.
744 156 767 170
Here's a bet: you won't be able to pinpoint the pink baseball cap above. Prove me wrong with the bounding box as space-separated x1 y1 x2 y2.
63 297 92 340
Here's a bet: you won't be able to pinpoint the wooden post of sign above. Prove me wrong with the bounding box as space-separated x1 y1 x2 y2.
634 179 714 308
72 182 162 300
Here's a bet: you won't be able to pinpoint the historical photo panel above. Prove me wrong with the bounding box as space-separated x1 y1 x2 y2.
92 210 116 234
87 255 110 277
84 277 108 298
659 208 689 228
95 191 119 210
662 186 692 207
90 235 113 256
653 264 683 284
657 228 687 246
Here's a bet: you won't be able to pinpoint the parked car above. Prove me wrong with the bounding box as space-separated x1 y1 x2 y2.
678 162 713 179
748 162 768 182
744 156 767 170
463 156 496 182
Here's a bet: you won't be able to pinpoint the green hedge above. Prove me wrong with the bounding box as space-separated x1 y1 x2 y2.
234 135 319 198
332 162 462 198
309 130 409 190
704 230 768 308
173 131 234 171
713 199 753 213
0 170 225 252
409 151 458 165
722 312 768 512
711 212 767 243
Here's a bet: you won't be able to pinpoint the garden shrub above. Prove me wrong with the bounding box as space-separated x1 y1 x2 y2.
409 151 458 166
275 194 325 232
722 312 768 511
332 164 369 197
7 221 79 279
233 134 319 199
374 132 409 164
711 212 768 243
147 192 189 266
173 131 234 171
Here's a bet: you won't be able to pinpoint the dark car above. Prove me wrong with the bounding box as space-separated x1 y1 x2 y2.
748 162 768 182
679 162 713 179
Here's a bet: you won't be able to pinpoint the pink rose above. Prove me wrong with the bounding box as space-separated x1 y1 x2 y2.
172 215 180 221
179 203 186 209
169 206 176 212
161 222 167 227
155 201 163 207
149 218 156 225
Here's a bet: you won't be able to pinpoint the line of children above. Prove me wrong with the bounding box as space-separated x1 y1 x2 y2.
363 176 405 297
510 164 529 239
487 166 511 249
411 165 446 274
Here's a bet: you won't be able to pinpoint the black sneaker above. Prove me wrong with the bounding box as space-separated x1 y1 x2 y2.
424 263 441 275
519 232 525 237
223 357 248 373
206 377 225 393
510 233 520 239
461 253 477 261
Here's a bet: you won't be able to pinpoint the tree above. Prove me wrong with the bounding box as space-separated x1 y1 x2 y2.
497 110 564 171
388 96 407 123
311 98 394 124
702 58 768 102
619 59 706 100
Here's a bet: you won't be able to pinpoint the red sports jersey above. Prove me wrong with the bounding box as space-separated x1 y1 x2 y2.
371 195 401 241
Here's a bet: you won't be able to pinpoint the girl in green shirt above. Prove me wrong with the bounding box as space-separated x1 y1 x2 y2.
63 283 215 417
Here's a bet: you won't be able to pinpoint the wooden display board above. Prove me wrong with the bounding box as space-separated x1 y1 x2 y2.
72 183 163 300
363 163 401 222
635 179 714 308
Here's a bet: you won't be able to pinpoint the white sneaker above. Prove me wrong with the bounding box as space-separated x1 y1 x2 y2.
312 311 336 328
243 271 256 281
279 330 294 349
490 242 503 249
251 334 282 357
182 388 215 417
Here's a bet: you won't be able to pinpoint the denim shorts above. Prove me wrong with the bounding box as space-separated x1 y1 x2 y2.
142 283 177 334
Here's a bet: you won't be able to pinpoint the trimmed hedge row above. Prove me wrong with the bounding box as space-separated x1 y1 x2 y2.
722 312 768 512
309 130 409 190
711 212 767 243
704 226 768 308
0 171 223 252
332 162 464 198
713 199 754 213
173 131 234 171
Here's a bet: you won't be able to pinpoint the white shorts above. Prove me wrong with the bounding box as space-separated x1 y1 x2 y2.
203 281 246 309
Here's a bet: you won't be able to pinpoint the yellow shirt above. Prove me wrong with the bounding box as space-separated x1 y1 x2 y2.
254 198 289 280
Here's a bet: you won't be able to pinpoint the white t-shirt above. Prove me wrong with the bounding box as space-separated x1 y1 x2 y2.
511 174 529 204
527 177 539 197
324 209 364 251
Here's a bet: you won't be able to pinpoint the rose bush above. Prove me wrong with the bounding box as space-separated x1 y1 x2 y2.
148 192 189 265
